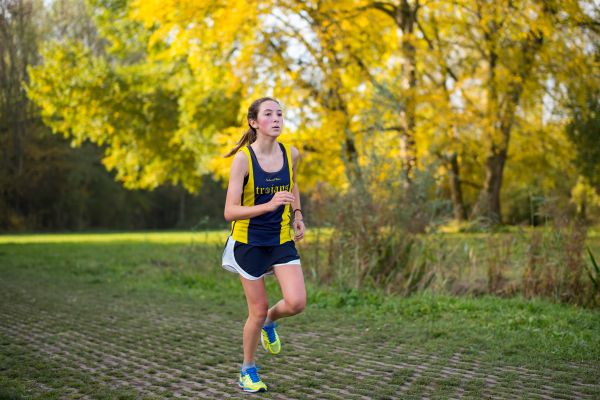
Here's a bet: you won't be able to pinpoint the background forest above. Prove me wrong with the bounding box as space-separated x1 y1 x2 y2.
1 0 599 232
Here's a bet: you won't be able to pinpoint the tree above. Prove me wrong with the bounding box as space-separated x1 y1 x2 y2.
28 0 244 193
464 0 597 223
1 0 44 228
0 0 41 178
567 90 600 192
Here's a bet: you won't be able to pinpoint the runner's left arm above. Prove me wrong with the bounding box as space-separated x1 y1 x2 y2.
291 146 304 241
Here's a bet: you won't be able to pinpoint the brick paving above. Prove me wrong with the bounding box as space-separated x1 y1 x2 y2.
1 281 599 399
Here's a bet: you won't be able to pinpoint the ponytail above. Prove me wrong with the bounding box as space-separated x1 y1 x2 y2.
224 96 279 158
224 127 257 157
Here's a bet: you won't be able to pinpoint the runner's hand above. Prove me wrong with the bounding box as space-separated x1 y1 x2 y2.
293 219 305 242
266 191 294 211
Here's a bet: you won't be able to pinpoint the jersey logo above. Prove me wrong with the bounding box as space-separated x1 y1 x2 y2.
255 184 290 195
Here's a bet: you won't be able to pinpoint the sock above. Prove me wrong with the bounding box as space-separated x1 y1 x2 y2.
263 317 274 327
241 362 256 373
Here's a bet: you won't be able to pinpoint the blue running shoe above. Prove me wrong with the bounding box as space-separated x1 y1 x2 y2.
261 322 281 354
238 366 267 392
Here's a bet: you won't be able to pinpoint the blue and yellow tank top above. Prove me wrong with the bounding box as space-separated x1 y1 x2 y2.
231 142 294 246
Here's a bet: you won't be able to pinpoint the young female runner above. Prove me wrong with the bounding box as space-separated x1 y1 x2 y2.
222 97 306 392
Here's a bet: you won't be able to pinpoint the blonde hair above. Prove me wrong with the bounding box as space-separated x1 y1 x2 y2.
225 97 280 157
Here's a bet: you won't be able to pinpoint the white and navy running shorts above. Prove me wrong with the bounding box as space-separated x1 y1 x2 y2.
222 236 301 280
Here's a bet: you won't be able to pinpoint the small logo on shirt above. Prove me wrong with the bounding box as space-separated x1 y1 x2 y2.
265 177 281 182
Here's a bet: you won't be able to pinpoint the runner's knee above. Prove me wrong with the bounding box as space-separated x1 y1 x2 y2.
248 303 268 320
286 296 306 314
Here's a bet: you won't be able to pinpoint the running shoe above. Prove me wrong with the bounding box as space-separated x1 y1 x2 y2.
238 366 267 393
261 322 281 354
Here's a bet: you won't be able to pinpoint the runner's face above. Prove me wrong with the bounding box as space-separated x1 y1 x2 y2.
253 101 283 137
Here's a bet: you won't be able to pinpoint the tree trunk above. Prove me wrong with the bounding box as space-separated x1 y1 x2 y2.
1 0 30 177
397 0 418 176
472 148 507 223
448 152 467 221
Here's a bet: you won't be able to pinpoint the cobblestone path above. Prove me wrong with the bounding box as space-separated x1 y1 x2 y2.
1 278 598 399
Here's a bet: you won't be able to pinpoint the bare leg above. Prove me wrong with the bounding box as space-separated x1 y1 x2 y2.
267 265 306 322
239 276 269 364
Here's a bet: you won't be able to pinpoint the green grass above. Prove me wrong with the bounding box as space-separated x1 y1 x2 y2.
0 232 599 398
0 230 229 244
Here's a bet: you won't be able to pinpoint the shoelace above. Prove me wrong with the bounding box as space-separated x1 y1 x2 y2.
263 323 278 343
245 366 260 383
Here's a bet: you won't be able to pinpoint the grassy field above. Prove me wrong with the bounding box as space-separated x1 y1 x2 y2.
1 231 599 399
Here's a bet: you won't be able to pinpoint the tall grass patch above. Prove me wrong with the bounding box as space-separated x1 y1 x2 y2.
300 158 449 295
297 159 600 307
